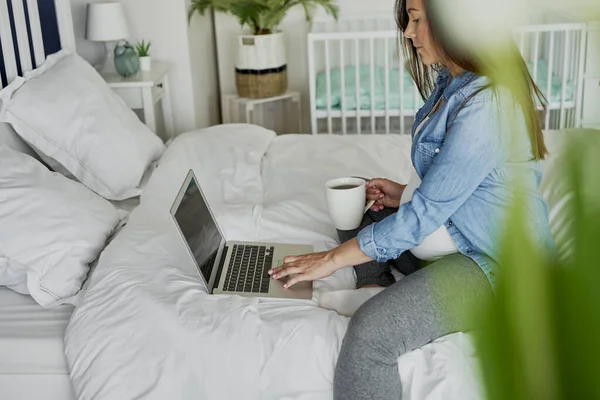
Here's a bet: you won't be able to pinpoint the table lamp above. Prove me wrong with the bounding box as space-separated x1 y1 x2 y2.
85 2 130 73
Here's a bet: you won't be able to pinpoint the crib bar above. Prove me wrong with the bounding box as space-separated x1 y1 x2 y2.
308 37 317 134
26 0 45 68
339 40 347 135
565 32 572 127
516 22 586 34
384 38 390 134
369 38 375 134
325 40 332 134
0 0 18 86
354 39 361 135
560 31 570 129
400 37 405 135
532 32 540 85
11 0 33 73
545 31 555 130
413 79 419 130
575 29 587 127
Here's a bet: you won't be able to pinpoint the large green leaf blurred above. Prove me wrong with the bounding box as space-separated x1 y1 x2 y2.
476 130 600 400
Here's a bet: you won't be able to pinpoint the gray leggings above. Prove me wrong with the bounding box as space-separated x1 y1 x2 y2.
334 208 493 400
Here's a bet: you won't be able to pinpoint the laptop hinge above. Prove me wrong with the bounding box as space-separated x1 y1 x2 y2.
212 245 228 294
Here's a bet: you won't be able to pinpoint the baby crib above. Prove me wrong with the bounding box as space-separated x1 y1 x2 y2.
307 11 588 135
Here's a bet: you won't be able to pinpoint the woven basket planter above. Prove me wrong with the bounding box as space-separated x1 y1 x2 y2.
235 32 287 99
235 67 287 99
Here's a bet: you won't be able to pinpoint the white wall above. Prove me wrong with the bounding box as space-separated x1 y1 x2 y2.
70 0 103 64
187 8 221 128
69 0 219 135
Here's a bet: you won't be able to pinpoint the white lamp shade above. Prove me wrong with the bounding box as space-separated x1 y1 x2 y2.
86 2 129 42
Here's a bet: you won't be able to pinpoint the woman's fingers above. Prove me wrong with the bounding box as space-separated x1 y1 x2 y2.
271 265 302 279
371 199 386 211
367 178 386 188
366 192 381 201
283 273 310 289
269 255 310 277
268 250 335 288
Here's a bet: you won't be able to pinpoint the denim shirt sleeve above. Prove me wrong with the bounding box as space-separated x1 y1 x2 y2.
357 98 508 262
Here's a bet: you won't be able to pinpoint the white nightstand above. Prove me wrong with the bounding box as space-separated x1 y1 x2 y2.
102 62 175 139
222 91 302 134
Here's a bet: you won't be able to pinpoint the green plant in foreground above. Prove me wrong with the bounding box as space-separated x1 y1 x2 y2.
135 40 151 57
188 0 339 35
475 135 600 400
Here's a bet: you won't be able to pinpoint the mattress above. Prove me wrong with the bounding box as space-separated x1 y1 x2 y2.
0 287 75 400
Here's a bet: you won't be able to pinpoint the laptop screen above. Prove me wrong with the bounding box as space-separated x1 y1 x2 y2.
173 174 223 283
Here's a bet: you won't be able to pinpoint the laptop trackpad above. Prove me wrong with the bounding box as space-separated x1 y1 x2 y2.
275 259 304 285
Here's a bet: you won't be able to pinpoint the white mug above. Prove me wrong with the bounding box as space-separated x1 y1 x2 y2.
325 177 376 230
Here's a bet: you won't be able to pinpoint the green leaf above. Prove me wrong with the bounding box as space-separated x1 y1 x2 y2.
135 40 151 57
187 0 339 33
475 132 600 400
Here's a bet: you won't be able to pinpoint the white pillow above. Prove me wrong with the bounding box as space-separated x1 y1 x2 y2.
0 147 121 307
0 122 38 158
0 49 165 200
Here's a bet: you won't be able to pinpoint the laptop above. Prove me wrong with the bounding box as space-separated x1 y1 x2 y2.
170 169 314 299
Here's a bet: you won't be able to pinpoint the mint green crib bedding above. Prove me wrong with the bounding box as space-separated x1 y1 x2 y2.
315 61 574 111
527 59 575 104
315 65 421 111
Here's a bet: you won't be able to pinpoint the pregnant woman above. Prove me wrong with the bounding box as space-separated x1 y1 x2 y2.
269 0 555 398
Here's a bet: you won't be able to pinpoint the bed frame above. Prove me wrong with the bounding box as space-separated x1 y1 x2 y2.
308 12 588 135
0 0 74 89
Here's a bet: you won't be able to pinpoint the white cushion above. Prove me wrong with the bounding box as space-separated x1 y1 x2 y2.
0 50 165 200
0 147 121 307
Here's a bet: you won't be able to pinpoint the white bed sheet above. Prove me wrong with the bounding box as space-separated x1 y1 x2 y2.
0 288 75 400
64 124 485 400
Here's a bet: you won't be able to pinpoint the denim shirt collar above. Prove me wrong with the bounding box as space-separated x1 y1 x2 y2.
436 67 480 101
412 68 480 139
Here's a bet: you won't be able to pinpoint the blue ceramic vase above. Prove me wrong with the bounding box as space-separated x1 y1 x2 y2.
114 40 140 77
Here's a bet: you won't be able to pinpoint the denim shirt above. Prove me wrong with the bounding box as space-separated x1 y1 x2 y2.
356 68 555 289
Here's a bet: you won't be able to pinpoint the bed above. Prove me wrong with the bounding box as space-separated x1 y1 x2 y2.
308 12 588 134
60 123 585 400
0 287 74 399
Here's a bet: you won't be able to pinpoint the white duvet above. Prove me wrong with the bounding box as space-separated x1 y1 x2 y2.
65 124 484 400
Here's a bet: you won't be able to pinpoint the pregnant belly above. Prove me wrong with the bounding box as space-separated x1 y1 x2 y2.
400 168 458 261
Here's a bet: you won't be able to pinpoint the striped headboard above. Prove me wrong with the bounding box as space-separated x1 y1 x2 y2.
0 0 75 89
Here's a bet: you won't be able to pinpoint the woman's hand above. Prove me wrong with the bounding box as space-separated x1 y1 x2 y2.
268 251 339 288
269 238 373 288
366 178 406 211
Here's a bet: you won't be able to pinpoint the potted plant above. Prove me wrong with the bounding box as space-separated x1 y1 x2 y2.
135 40 152 72
189 0 339 99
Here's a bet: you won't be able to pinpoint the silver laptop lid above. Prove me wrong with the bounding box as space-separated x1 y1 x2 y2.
170 170 227 292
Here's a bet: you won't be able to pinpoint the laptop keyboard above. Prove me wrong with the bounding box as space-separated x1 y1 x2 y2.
223 245 274 293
